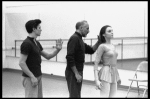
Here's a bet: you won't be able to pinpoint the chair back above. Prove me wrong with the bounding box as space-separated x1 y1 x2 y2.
137 61 148 72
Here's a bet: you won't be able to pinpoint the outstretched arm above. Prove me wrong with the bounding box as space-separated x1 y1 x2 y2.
85 35 101 54
92 35 101 52
41 39 63 60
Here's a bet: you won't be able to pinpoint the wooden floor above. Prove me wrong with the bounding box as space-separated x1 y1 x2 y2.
2 69 148 98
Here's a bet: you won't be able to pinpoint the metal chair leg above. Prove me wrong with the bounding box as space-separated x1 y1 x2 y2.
126 81 134 98
137 81 140 97
135 75 140 97
142 89 147 98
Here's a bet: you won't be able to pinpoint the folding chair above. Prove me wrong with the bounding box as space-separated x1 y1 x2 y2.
126 61 148 98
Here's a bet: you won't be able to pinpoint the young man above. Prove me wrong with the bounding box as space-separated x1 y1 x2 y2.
65 20 101 98
19 19 63 98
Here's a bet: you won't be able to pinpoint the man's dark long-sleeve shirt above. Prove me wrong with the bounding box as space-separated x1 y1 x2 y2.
66 32 95 72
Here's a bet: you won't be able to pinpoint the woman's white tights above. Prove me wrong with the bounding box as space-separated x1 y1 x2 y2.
100 80 117 97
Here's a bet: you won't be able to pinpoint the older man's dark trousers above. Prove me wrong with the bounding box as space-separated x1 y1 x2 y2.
65 69 83 98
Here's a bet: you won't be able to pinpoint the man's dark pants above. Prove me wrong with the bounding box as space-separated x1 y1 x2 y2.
65 69 83 98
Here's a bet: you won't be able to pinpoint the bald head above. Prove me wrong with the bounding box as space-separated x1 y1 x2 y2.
75 20 88 30
75 20 89 37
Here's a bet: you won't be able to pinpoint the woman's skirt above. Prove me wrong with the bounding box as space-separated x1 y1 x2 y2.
98 65 120 83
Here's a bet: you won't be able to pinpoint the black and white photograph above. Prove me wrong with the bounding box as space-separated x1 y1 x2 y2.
2 1 148 98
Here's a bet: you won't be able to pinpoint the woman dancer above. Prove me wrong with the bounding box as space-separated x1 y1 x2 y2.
94 25 121 97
